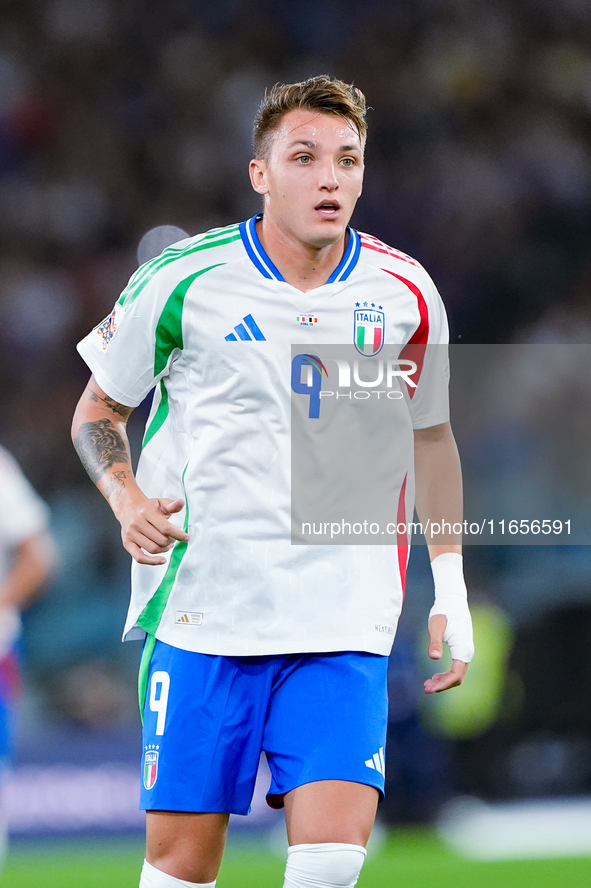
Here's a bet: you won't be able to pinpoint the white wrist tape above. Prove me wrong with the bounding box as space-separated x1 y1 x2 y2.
429 553 474 663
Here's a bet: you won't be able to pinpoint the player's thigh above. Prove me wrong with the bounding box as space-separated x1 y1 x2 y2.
284 779 379 846
146 810 229 883
264 652 388 807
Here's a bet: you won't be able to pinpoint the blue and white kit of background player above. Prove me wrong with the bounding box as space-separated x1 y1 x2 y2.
0 447 51 765
77 214 450 814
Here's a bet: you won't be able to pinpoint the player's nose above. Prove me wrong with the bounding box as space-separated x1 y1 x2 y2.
318 160 339 191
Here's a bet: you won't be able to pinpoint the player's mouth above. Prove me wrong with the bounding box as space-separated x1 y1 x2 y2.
315 200 341 218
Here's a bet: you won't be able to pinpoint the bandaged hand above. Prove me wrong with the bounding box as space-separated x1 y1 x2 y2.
424 552 473 694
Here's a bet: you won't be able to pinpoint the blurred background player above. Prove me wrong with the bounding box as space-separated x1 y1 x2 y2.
0 444 58 867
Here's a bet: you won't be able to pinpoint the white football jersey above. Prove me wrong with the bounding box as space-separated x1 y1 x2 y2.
0 446 51 655
77 215 450 656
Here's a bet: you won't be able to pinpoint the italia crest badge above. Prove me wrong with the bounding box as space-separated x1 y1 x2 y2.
143 746 159 790
354 306 385 356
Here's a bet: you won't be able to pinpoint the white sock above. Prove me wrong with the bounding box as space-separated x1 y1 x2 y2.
140 858 216 888
283 843 367 888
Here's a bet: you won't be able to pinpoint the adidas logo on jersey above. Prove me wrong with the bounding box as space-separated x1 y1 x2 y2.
175 611 203 625
225 314 266 341
365 746 385 776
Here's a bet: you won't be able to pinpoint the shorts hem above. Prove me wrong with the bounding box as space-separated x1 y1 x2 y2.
266 776 385 810
141 802 250 816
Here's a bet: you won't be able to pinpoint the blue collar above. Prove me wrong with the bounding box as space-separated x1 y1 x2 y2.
239 213 361 284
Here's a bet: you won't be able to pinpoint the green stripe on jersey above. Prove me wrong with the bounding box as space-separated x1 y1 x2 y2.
153 264 222 377
136 467 190 637
119 224 240 308
143 378 169 448
137 632 157 722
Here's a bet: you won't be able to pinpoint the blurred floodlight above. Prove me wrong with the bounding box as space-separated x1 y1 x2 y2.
137 225 189 266
438 795 591 860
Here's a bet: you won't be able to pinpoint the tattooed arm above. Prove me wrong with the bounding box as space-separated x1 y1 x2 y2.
72 376 188 565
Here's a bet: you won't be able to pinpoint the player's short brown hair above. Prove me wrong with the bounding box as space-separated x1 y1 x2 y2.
253 75 368 161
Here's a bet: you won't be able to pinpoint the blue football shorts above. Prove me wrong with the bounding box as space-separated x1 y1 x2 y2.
0 646 21 764
139 639 388 815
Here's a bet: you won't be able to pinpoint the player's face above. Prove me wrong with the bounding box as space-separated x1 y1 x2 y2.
250 109 364 250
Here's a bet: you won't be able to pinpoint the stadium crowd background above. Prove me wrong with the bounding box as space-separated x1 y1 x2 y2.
1 0 591 823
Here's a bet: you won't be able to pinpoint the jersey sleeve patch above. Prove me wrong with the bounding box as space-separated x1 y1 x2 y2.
95 309 118 351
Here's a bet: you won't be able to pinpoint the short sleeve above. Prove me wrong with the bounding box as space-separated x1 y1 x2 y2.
406 276 451 430
76 255 190 407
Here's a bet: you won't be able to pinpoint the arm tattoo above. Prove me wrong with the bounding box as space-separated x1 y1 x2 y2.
74 418 130 485
87 389 132 419
104 470 127 502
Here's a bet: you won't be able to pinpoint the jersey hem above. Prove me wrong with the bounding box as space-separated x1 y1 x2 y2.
123 624 396 657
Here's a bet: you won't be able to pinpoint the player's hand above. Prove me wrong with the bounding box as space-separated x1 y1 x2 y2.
118 496 189 565
423 613 469 693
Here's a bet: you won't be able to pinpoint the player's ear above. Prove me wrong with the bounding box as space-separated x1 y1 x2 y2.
249 158 269 195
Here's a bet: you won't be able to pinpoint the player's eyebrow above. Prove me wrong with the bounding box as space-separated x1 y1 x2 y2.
288 140 318 150
288 139 361 152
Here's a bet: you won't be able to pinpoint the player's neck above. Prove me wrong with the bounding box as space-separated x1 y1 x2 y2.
256 216 347 292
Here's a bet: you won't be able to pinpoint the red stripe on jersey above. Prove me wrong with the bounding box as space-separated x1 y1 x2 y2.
359 234 420 268
397 474 409 595
382 269 429 398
